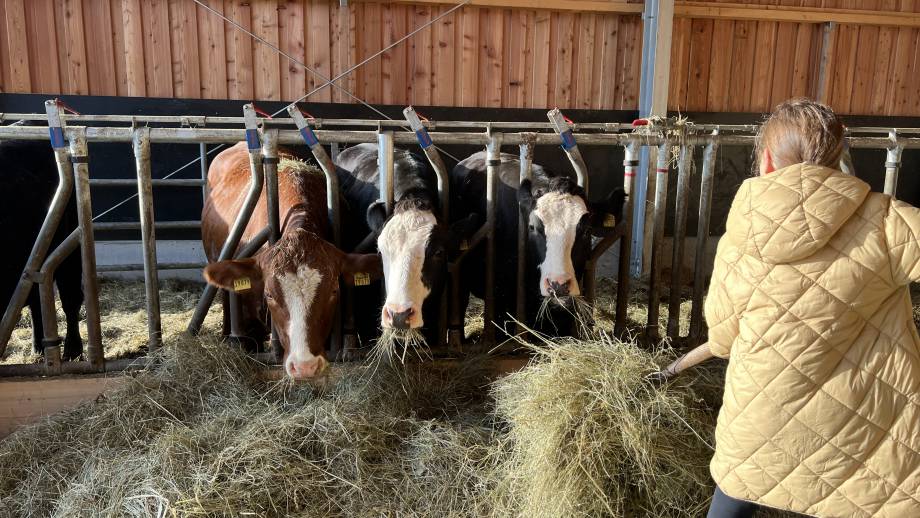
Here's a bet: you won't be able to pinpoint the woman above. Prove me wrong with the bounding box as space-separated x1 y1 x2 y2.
660 99 920 517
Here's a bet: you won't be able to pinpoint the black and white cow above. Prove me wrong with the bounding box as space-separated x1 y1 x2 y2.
334 143 476 343
1 138 83 360
451 151 625 336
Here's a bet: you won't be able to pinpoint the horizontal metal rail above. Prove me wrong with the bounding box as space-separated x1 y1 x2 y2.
90 178 205 187
93 221 200 231
96 262 204 272
2 124 918 149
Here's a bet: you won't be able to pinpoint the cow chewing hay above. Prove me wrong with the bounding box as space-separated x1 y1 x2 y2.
371 327 431 364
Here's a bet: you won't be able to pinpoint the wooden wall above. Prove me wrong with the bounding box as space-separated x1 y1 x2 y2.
668 0 920 115
0 0 642 110
1 0 919 115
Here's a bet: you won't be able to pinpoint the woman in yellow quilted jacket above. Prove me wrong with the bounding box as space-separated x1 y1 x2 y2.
661 99 920 518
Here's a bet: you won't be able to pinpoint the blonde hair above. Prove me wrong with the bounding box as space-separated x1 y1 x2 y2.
756 98 844 170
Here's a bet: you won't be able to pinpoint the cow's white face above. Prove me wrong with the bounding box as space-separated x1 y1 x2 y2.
532 192 588 297
377 208 437 329
274 264 329 379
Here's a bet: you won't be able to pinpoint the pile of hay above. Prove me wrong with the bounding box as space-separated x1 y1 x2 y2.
0 328 745 517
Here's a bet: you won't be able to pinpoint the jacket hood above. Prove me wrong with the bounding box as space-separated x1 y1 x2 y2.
726 163 870 263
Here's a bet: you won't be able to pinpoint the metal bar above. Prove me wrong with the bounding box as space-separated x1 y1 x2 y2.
378 131 396 214
0 357 150 378
483 132 503 346
583 230 621 306
96 262 205 272
404 107 450 221
547 108 589 194
200 142 209 203
0 101 74 355
839 138 856 176
615 142 640 337
37 230 80 349
187 107 266 336
133 127 162 351
43 345 62 376
234 226 271 259
667 142 694 340
93 221 201 231
261 128 283 359
885 130 903 197
689 133 719 345
646 141 670 341
516 137 535 331
70 129 103 370
89 179 206 187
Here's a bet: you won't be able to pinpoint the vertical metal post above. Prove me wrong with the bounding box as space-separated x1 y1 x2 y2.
404 107 449 221
516 137 535 331
262 128 283 357
188 105 266 335
378 131 395 214
70 129 103 369
38 230 80 350
547 108 589 194
667 142 694 340
615 141 640 337
133 127 162 351
884 130 903 198
43 345 62 376
0 101 75 355
199 142 209 203
483 132 503 346
646 141 670 341
286 107 347 357
330 142 340 162
689 132 719 345
839 139 856 176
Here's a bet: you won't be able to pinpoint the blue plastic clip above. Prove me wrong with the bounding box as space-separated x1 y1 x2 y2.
49 126 66 149
415 129 433 149
245 128 261 150
560 130 577 151
299 126 319 147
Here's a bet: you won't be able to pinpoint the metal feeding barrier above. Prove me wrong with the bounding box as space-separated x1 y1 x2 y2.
0 101 914 378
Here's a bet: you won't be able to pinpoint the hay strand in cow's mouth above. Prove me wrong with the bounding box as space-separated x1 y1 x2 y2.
534 294 595 336
371 328 432 365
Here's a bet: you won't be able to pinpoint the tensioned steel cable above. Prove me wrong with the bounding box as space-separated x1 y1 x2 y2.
92 0 469 221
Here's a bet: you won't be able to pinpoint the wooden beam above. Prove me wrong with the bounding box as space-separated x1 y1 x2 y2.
675 2 920 28
365 0 644 15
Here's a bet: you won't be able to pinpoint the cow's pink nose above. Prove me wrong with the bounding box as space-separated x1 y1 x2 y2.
545 276 572 296
382 304 414 329
286 356 328 379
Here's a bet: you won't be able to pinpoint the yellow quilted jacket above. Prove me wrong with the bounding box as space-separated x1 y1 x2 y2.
705 163 920 517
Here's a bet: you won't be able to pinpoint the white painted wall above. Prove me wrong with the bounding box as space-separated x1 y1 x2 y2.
96 240 206 281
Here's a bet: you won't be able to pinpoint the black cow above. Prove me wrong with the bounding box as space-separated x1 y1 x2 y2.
452 151 625 337
334 143 476 345
1 139 83 359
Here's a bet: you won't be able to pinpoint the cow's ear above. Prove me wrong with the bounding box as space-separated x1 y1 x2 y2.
448 213 480 254
203 258 264 293
590 187 628 228
340 253 383 286
366 201 387 233
517 179 536 215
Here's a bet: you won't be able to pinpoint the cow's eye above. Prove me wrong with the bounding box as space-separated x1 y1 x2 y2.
434 248 445 258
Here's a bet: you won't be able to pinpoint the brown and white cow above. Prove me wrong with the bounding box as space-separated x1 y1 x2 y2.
202 142 381 379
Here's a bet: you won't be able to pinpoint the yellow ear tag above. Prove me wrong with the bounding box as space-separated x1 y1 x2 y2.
233 277 252 292
603 214 616 227
353 272 370 286
460 239 470 251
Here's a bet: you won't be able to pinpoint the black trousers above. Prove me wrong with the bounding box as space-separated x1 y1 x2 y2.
707 486 758 518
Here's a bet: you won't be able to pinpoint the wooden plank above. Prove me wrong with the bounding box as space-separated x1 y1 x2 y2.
225 0 254 101
870 24 898 114
252 0 280 101
596 14 619 110
684 18 712 111
330 2 357 103
478 8 502 108
380 3 406 105
619 14 642 110
828 23 858 113
432 4 459 106
727 20 756 112
3 0 31 93
120 0 146 97
905 28 920 116
706 20 734 111
25 0 62 94
553 11 575 108
458 6 479 107
374 0 643 14
667 16 691 112
110 0 128 96
358 2 382 104
55 0 89 95
141 0 173 98
849 25 879 114
769 22 796 108
675 2 920 28
411 5 434 106
574 13 596 110
790 22 815 98
307 0 332 103
529 9 550 108
0 0 8 92
546 12 558 105
197 0 228 100
278 0 305 101
748 21 776 113
168 0 201 99
82 0 117 95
